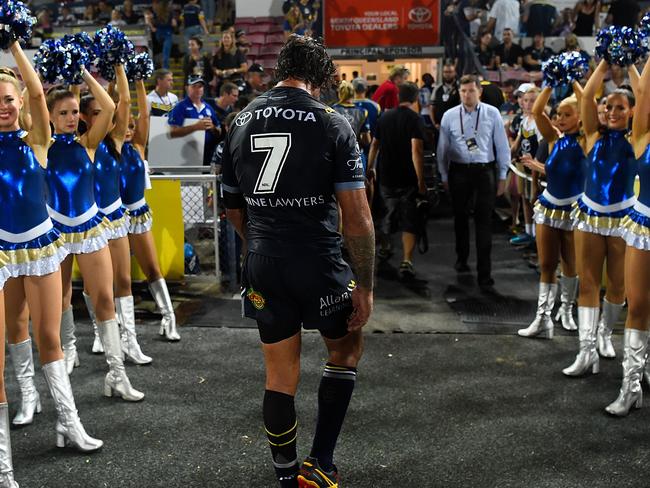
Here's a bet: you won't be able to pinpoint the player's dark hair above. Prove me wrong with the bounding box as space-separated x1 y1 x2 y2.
398 82 419 104
274 35 336 90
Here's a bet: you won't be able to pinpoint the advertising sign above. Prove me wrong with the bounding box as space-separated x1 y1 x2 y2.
324 1 440 51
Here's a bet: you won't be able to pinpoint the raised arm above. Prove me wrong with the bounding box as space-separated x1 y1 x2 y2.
581 59 608 144
531 86 557 143
132 79 149 154
632 56 650 156
111 64 130 152
81 70 115 150
628 64 640 96
11 42 49 149
572 80 583 107
20 87 32 131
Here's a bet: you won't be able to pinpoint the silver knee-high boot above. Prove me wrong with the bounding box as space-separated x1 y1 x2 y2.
562 306 600 376
42 360 103 452
149 278 180 341
8 339 41 427
0 404 18 488
98 319 145 402
597 298 623 359
555 275 578 331
605 328 649 416
60 308 79 374
116 296 152 365
83 292 103 354
518 282 557 339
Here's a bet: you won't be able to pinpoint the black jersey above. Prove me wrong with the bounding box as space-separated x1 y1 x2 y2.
221 86 365 257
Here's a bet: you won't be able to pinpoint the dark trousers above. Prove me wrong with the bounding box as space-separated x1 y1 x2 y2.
448 162 496 281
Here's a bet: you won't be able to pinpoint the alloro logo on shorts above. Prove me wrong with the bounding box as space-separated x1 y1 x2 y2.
247 288 266 310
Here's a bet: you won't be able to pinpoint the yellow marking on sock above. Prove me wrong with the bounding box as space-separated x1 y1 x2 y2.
325 365 352 371
267 433 297 447
265 420 297 437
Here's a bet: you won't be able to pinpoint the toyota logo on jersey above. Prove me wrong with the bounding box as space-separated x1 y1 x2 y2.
408 7 431 23
235 111 253 126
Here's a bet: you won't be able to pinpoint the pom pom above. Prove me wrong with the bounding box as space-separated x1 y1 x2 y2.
640 12 650 48
542 52 589 88
542 55 564 87
596 25 647 66
93 25 134 81
0 0 36 49
33 37 89 85
70 31 98 64
125 52 154 82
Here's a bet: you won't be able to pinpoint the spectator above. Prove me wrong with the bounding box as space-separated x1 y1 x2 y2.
495 28 524 68
109 8 126 26
96 0 113 23
367 82 427 279
486 0 520 41
500 79 519 114
573 0 600 35
147 0 176 69
182 0 209 46
209 81 239 131
81 4 98 24
121 0 141 25
183 36 213 89
352 77 381 137
436 74 510 288
332 81 371 159
240 63 267 103
212 31 247 87
201 0 216 32
168 75 221 165
372 65 410 111
431 61 460 127
55 5 76 26
522 0 557 36
235 29 251 56
480 78 505 109
34 9 53 39
606 0 640 27
419 73 436 128
210 111 239 173
147 68 179 116
603 64 630 95
298 0 321 36
284 4 308 38
475 29 496 69
553 8 575 36
523 33 554 71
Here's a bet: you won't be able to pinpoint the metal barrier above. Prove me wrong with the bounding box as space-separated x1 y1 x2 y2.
149 166 238 287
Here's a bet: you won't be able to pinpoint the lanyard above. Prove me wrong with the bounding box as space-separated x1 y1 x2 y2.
460 105 480 136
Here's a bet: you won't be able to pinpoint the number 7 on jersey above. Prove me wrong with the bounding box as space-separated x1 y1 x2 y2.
252 133 292 194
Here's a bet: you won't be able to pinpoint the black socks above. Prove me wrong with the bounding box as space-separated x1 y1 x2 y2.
264 390 298 487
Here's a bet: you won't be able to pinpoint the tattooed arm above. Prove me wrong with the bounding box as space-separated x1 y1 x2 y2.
337 188 375 331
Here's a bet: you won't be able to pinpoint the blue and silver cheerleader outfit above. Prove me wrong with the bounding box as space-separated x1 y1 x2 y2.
571 129 637 236
0 129 68 286
622 144 650 249
94 140 129 240
46 133 110 253
534 132 586 231
119 142 153 234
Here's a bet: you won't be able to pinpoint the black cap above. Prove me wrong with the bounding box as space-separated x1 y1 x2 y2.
248 63 264 74
187 74 205 86
236 29 246 38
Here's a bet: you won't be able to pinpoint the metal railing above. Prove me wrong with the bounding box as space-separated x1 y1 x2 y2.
149 166 238 287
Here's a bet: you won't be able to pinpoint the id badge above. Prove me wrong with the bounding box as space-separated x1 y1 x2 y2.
442 93 450 102
465 137 479 152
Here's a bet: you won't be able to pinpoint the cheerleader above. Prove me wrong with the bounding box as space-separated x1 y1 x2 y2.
120 77 180 341
518 82 585 339
0 40 101 461
44 68 144 401
563 59 637 377
604 56 650 416
79 64 152 364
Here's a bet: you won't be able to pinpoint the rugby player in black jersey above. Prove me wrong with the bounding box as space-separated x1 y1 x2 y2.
222 35 375 488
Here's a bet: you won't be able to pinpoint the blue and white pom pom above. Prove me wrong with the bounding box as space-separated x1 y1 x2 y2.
542 52 588 87
0 0 36 49
125 52 154 82
542 55 564 87
34 38 89 85
596 25 647 66
94 25 134 81
640 12 650 48
70 31 98 65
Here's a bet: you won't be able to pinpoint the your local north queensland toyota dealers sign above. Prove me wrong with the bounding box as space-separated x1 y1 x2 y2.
324 1 440 48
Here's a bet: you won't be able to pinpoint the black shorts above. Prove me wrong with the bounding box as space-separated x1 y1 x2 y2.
241 251 356 344
381 186 419 235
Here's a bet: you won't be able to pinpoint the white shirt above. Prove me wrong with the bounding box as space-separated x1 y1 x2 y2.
489 0 520 42
146 90 179 116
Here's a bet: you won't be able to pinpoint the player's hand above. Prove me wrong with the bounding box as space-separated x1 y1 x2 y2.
347 286 373 331
418 179 427 195
496 179 506 197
